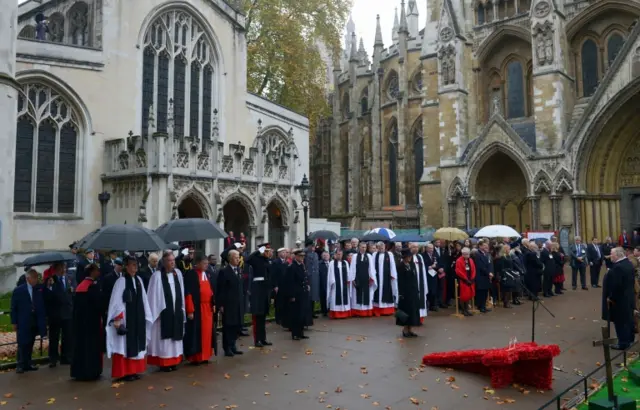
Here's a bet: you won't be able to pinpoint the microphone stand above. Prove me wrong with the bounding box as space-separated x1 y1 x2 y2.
519 281 556 343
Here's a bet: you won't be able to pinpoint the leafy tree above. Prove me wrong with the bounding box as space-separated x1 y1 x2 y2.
241 0 352 142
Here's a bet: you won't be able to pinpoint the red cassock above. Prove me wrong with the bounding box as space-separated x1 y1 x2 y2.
185 271 213 363
454 257 476 303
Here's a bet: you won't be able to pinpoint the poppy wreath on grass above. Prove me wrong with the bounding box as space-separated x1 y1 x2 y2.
422 342 560 390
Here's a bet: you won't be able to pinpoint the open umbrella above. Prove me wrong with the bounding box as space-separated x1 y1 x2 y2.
360 232 389 242
155 218 227 242
75 224 169 252
308 230 339 241
433 227 468 242
22 251 77 267
367 228 396 239
474 225 521 239
421 232 435 242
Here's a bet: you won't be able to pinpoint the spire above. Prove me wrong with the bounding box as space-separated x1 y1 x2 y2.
392 7 399 42
349 32 358 62
347 14 355 34
399 0 409 34
374 14 383 47
407 0 419 37
358 37 365 53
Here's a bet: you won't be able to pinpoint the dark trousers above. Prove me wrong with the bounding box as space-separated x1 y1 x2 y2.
590 263 602 286
427 274 440 309
319 288 328 316
291 321 304 338
222 324 239 353
48 318 72 364
252 314 266 343
445 272 456 303
614 320 635 348
17 325 38 370
571 264 587 288
543 274 554 295
475 288 489 310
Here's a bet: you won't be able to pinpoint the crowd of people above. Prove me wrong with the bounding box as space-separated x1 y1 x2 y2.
9 231 640 384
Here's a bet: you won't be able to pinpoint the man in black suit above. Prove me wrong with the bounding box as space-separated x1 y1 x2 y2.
100 250 118 277
318 251 330 316
433 239 449 308
101 258 123 315
587 237 604 288
216 249 244 357
76 249 96 284
44 262 74 367
11 269 47 373
271 248 289 324
137 252 158 290
603 247 636 349
422 243 440 312
541 241 557 297
473 240 493 313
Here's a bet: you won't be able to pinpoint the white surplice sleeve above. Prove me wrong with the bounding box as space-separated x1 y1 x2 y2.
389 252 399 300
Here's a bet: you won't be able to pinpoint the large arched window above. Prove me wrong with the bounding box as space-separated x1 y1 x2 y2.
506 60 525 118
141 10 218 139
413 124 424 205
581 39 599 97
14 82 80 214
607 33 624 66
67 2 90 46
388 120 399 206
386 71 399 101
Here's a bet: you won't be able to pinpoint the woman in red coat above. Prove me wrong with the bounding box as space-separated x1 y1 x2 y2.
455 247 476 317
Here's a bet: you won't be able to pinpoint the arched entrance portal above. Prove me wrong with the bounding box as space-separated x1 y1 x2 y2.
267 202 284 250
177 196 205 253
580 87 640 239
473 152 530 232
224 199 251 246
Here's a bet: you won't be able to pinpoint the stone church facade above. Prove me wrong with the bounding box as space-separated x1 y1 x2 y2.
311 0 640 239
0 0 309 289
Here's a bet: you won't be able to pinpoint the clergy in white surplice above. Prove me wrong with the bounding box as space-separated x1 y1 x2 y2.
146 251 186 372
106 256 153 382
372 242 398 316
348 242 378 317
410 243 429 322
327 249 351 319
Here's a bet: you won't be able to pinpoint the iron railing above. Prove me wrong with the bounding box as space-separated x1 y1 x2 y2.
537 341 638 410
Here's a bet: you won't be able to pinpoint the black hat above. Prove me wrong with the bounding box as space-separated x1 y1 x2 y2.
293 248 306 256
305 239 314 247
69 243 77 249
122 255 137 265
401 248 413 258
257 242 271 249
35 13 45 23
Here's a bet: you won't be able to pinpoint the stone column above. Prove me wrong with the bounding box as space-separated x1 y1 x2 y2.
0 1 18 269
282 225 290 248
262 212 269 243
249 225 257 250
529 195 540 230
572 195 582 237
550 195 560 231
217 215 225 254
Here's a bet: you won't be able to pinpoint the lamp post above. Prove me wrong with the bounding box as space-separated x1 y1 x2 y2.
98 191 111 227
416 203 422 235
297 174 311 241
461 188 471 230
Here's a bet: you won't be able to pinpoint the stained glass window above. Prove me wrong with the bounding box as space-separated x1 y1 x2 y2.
414 72 423 93
506 61 525 118
581 39 599 97
141 47 155 136
14 83 79 214
607 34 624 66
142 10 217 140
477 4 485 25
387 71 399 100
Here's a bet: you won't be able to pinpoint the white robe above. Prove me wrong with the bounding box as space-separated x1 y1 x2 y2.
413 254 429 318
327 260 351 315
348 253 378 313
147 270 186 360
371 251 399 309
106 275 153 360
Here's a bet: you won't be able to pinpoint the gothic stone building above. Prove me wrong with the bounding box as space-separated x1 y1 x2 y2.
0 0 309 290
311 0 640 238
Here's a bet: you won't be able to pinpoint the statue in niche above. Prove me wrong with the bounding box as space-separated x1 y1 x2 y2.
544 34 554 64
441 59 450 84
492 95 501 116
534 23 554 66
536 36 546 65
439 46 456 86
447 55 455 85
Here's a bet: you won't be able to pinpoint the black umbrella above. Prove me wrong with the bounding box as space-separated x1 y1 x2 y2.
308 230 339 241
359 232 389 242
75 224 169 252
22 251 77 267
155 218 227 242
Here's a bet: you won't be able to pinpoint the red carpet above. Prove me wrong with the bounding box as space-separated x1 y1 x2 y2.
422 342 560 389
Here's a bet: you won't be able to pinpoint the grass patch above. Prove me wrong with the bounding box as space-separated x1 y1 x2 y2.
577 359 640 409
0 293 11 333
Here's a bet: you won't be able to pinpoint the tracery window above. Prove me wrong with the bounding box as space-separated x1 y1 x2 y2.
388 120 399 206
607 34 624 66
506 60 525 118
14 82 79 214
48 13 65 43
68 2 90 46
386 71 399 101
581 39 599 97
141 10 217 139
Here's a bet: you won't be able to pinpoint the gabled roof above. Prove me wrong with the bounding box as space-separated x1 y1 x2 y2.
461 114 535 163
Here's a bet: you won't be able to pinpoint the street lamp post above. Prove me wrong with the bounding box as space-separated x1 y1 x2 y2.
416 203 422 235
98 191 111 227
461 188 471 230
296 174 311 241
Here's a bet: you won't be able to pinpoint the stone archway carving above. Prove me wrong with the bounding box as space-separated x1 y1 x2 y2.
533 170 553 194
447 176 466 200
221 191 257 226
466 142 533 196
553 168 574 193
175 187 212 220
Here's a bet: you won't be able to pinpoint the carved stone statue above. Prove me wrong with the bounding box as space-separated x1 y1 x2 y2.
544 35 554 64
536 37 546 65
492 95 501 116
534 23 554 66
442 59 450 84
447 56 455 85
439 45 456 86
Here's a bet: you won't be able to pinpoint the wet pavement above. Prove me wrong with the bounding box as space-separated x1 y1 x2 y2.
0 287 621 410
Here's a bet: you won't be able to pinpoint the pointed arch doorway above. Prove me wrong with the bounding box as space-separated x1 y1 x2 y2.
177 196 206 253
267 202 285 250
224 199 251 247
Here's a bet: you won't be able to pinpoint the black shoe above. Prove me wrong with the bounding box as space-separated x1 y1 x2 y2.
160 367 172 372
513 299 522 305
232 350 244 355
582 287 589 290
593 285 600 288
402 332 412 338
572 286 577 290
292 336 301 341
238 331 249 337
261 340 273 346
60 359 71 365
49 362 57 368
134 374 142 380
439 304 448 309
123 375 136 382
170 366 178 371
224 351 234 357
15 368 24 374
312 315 319 319
409 331 418 337
463 310 473 317
26 365 38 371
254 341 264 348
300 335 309 339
